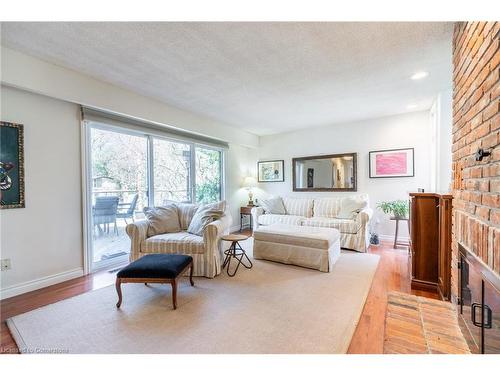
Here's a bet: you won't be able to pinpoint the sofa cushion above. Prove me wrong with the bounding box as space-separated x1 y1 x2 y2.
259 197 286 214
187 200 226 236
337 195 368 219
253 224 339 250
313 197 342 218
165 201 199 230
141 231 205 254
258 214 304 226
282 197 313 217
143 204 181 237
302 217 362 234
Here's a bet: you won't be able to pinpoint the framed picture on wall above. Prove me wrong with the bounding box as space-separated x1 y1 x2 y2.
369 148 414 178
0 121 25 209
258 160 284 182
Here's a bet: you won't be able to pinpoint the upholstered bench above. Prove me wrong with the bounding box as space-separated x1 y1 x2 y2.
253 224 341 272
115 254 194 310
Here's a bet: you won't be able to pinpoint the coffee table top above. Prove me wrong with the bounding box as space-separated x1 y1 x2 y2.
222 234 249 242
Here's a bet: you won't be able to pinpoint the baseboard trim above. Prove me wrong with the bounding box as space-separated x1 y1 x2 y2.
0 267 84 300
378 234 409 242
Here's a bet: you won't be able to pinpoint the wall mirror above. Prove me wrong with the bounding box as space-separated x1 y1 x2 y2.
292 153 357 192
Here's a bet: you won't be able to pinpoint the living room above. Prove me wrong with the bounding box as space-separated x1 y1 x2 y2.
1 1 499 372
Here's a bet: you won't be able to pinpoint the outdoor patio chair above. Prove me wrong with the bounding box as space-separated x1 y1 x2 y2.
93 196 119 235
116 193 139 224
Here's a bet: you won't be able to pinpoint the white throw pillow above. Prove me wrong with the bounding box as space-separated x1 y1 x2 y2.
143 204 181 237
259 197 286 214
336 196 368 219
164 200 199 230
187 200 226 236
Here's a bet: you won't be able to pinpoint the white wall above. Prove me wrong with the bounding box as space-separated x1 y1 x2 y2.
256 111 433 239
0 86 84 297
436 89 453 192
0 88 256 299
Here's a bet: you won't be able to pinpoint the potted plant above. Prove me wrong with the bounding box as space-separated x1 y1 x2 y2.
377 200 409 219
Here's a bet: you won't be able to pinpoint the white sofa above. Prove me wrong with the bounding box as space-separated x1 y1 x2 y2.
251 195 373 252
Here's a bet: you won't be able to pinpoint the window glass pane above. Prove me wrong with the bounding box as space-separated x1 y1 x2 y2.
195 147 222 204
153 138 191 204
90 127 148 265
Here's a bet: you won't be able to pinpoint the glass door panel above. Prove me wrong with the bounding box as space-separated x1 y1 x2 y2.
153 138 191 204
195 146 222 204
90 127 148 270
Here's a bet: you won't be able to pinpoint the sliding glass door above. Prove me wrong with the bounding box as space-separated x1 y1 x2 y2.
89 126 149 270
85 123 225 272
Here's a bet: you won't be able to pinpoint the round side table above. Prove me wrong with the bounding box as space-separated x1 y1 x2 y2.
221 234 253 277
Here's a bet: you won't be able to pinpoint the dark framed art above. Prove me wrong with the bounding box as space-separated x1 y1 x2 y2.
369 148 414 178
292 153 357 192
258 160 284 182
0 121 25 209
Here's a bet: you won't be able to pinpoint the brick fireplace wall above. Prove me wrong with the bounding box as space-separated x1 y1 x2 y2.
451 22 499 301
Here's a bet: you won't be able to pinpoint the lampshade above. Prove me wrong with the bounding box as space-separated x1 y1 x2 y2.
242 176 257 188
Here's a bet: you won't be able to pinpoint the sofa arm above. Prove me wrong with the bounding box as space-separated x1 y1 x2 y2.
203 212 233 256
357 207 373 226
251 206 264 230
126 220 149 261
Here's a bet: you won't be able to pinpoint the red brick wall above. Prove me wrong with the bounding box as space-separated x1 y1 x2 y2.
452 22 499 300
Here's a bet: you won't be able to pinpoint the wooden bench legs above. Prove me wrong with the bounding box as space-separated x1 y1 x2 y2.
115 261 194 310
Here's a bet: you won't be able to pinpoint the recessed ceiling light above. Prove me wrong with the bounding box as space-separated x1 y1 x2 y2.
407 104 418 110
411 71 429 80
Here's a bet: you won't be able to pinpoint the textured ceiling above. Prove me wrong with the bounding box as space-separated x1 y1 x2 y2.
1 22 453 135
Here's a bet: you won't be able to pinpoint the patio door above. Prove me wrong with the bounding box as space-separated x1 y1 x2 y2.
83 120 226 273
86 124 149 271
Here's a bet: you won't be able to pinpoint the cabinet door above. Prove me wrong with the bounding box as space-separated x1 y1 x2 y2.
412 196 439 284
483 278 500 353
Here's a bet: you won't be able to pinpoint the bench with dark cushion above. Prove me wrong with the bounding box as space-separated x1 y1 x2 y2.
115 254 194 310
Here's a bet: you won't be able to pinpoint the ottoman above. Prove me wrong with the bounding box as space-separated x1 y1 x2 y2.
115 254 194 310
253 224 341 272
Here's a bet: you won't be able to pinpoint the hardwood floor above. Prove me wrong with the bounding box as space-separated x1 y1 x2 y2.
0 239 438 354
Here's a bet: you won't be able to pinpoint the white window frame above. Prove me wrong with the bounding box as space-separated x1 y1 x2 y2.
81 120 226 274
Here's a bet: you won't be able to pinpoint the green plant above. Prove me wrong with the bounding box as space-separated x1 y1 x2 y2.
377 200 409 218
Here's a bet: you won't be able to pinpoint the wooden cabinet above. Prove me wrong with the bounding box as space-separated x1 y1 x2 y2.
409 192 452 299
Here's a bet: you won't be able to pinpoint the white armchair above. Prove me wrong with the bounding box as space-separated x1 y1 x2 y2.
126 210 232 278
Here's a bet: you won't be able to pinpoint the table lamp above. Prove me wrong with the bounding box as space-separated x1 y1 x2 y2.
242 176 257 206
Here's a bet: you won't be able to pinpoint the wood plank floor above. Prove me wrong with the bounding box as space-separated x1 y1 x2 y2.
0 238 439 354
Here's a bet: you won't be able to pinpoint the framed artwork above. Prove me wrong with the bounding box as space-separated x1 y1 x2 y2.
369 148 414 178
258 160 284 182
0 121 25 209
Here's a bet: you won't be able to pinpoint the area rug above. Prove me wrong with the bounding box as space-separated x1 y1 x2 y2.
383 291 470 354
7 243 379 354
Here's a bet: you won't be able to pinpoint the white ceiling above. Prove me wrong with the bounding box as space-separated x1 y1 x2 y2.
1 22 453 135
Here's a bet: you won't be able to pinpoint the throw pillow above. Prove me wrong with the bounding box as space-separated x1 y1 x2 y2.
259 197 286 214
164 200 199 230
336 196 368 219
187 200 226 236
143 204 181 237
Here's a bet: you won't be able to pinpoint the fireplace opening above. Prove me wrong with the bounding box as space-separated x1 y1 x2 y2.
458 243 500 354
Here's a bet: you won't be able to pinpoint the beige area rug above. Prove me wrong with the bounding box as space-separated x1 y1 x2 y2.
7 241 379 354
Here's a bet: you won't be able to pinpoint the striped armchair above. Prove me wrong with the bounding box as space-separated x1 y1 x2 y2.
126 203 232 278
